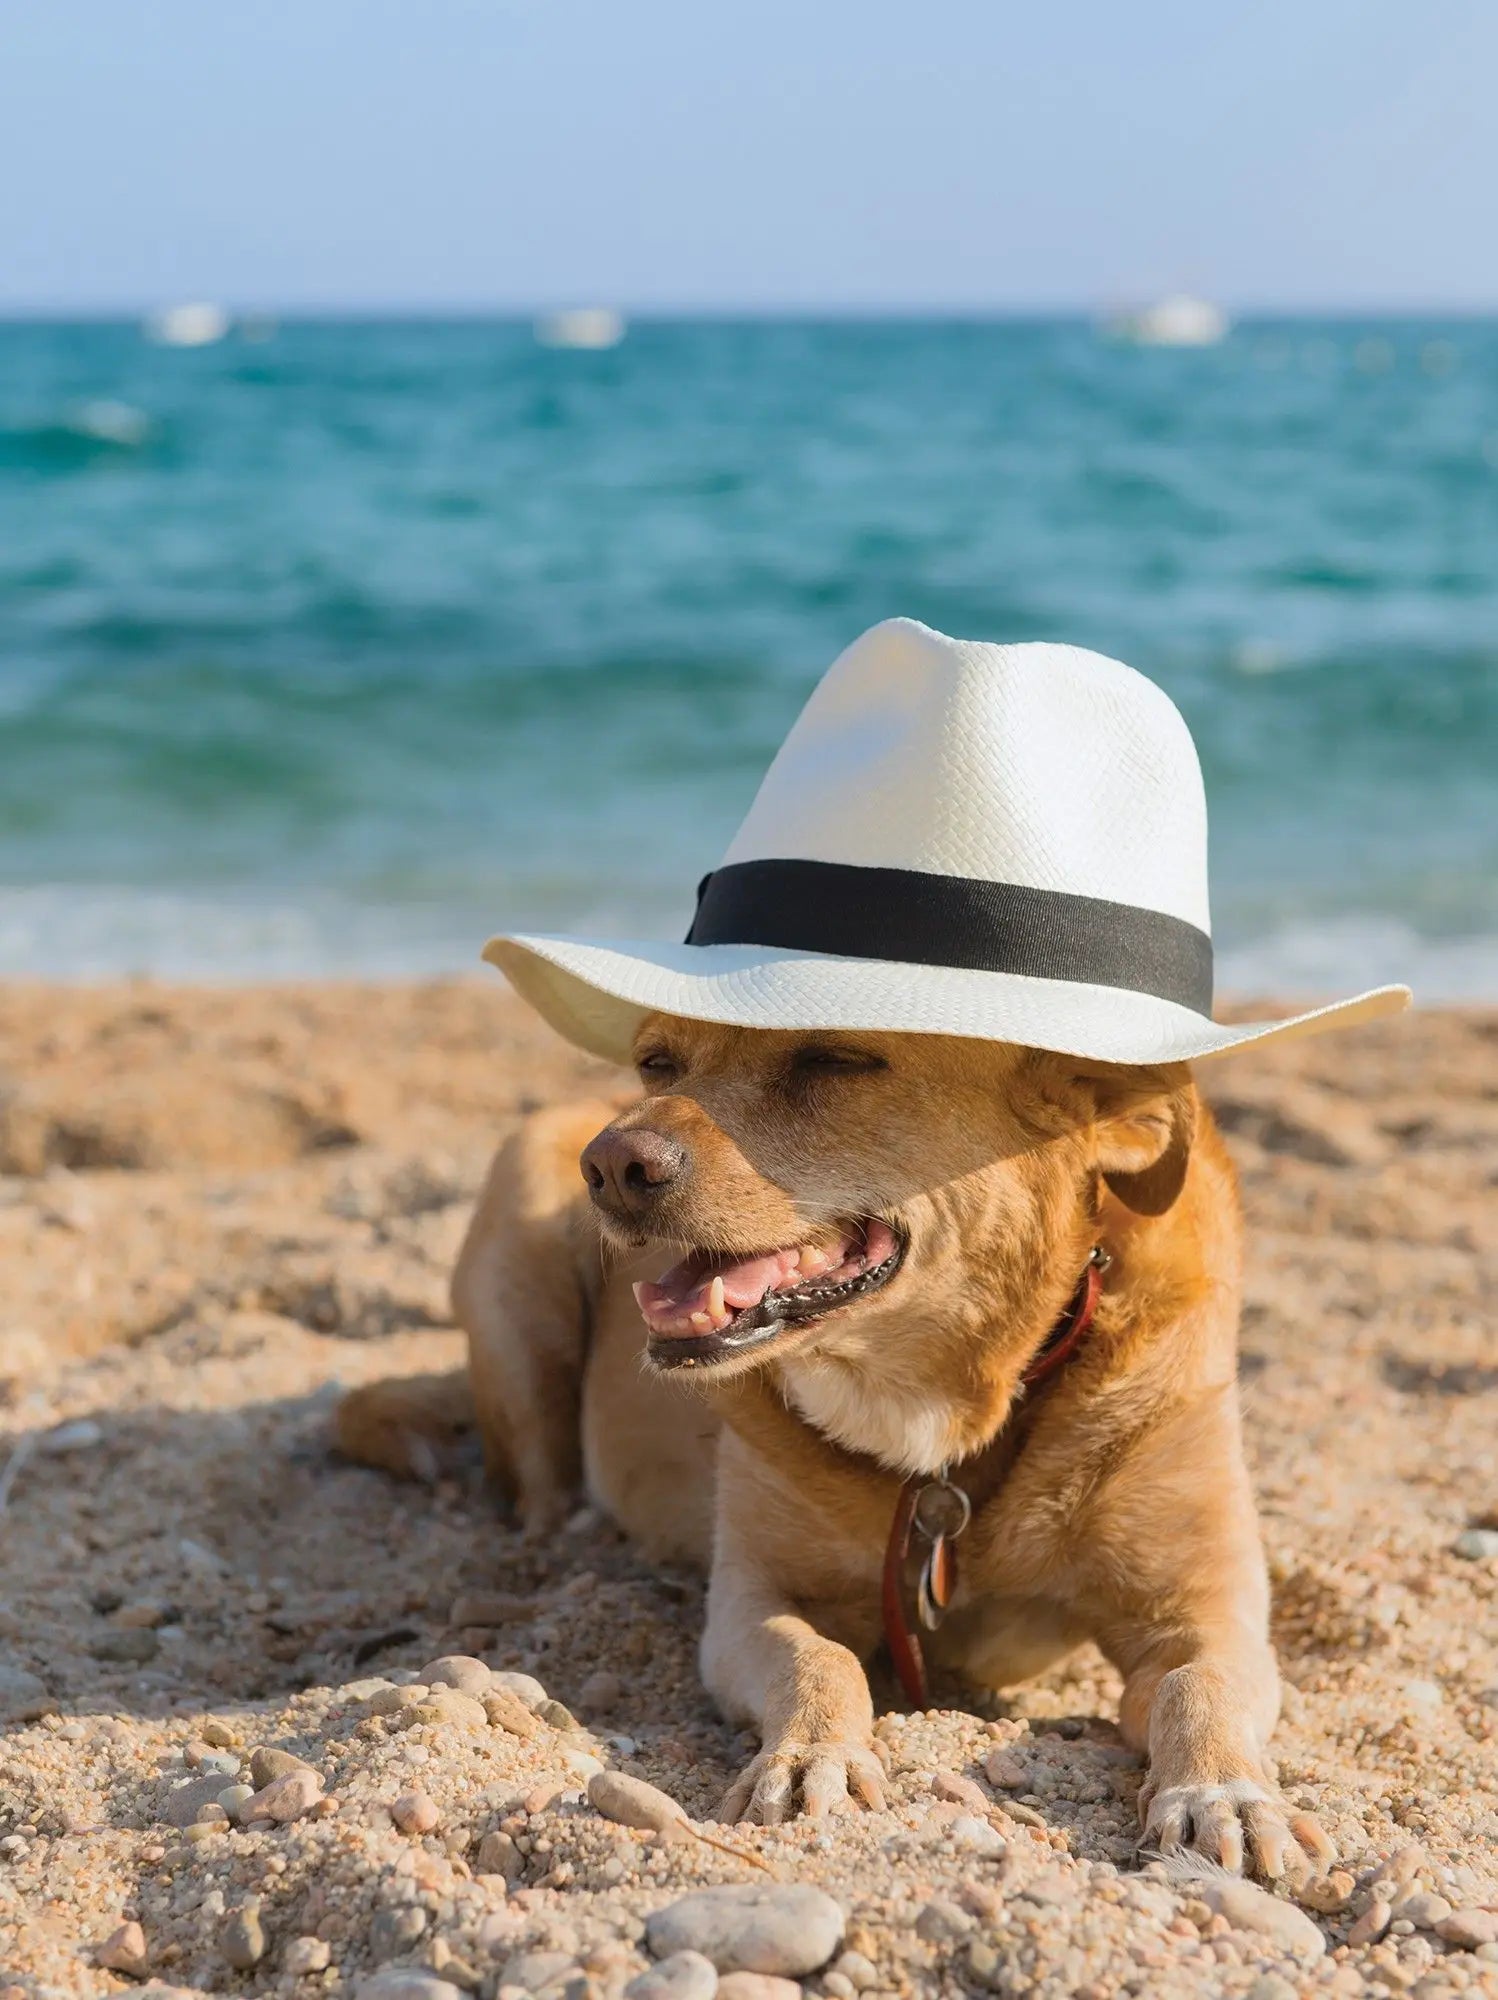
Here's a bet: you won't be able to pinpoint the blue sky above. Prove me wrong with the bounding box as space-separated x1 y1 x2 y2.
3 0 1495 312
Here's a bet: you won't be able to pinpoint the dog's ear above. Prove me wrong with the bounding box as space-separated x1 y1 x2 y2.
1082 1064 1197 1216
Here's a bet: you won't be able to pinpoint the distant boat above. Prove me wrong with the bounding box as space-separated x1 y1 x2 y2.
534 308 626 350
1106 294 1229 348
145 302 230 348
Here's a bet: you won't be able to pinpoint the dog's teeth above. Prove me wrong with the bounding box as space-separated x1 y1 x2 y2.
690 1311 712 1332
798 1245 831 1277
708 1275 727 1322
631 1282 648 1308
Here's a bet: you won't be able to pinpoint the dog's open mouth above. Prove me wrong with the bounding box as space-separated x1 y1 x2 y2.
634 1217 904 1369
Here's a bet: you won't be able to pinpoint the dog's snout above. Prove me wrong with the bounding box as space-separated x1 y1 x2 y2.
581 1127 688 1217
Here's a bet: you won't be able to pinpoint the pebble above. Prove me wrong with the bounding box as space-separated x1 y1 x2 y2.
164 1775 232 1828
831 1952 878 1991
98 1920 148 1974
222 1901 266 1969
483 1689 542 1738
475 1829 524 1880
930 1770 989 1812
1438 1910 1498 1949
201 1719 239 1748
249 1745 319 1788
1301 1869 1356 1913
1392 1890 1453 1928
408 1687 490 1730
39 1417 104 1452
0 1665 55 1724
624 1950 720 2000
501 1950 577 1991
983 1748 1029 1788
589 1770 686 1832
949 1814 1005 1854
1453 1528 1498 1561
580 1668 623 1712
284 1936 333 1975
90 1627 158 1663
1348 1897 1393 1946
355 1973 462 2000
420 1654 493 1695
371 1905 430 1958
1198 1878 1327 1958
490 1671 549 1711
1400 1679 1443 1711
391 1788 441 1834
647 1885 845 1977
915 1899 974 1943
217 1783 257 1825
244 1769 323 1823
715 1979 801 2000
538 1697 579 1730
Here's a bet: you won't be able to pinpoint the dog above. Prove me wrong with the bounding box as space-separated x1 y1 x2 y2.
337 1012 1333 1880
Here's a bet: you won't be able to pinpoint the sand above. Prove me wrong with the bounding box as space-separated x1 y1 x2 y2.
0 981 1494 1999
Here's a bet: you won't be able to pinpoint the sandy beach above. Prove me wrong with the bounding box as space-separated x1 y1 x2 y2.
1 981 1495 1999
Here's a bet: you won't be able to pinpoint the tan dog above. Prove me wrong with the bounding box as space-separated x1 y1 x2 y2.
338 1014 1332 1879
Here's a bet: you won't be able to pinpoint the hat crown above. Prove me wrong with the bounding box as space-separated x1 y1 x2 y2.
722 619 1211 935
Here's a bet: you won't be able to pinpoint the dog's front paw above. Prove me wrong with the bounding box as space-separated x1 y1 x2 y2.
1140 1775 1334 1880
718 1738 888 1825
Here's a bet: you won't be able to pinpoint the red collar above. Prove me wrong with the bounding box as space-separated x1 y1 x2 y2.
880 1247 1108 1710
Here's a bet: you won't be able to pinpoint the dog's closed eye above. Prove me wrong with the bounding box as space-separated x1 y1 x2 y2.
788 1044 889 1077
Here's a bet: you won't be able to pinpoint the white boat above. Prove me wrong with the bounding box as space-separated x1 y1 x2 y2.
1107 294 1229 348
534 307 626 350
145 302 230 348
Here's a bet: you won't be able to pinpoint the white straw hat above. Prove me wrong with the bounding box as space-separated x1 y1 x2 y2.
485 619 1409 1066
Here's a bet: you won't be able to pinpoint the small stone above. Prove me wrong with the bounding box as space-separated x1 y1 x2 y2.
821 1976 855 2000
589 1770 687 1832
1245 1978 1297 2000
391 1788 441 1834
421 1654 493 1695
408 1688 490 1730
40 1417 104 1451
1199 1878 1327 1958
1400 1679 1443 1712
249 1745 318 1788
1393 1891 1453 1929
490 1671 549 1711
114 1600 169 1629
580 1669 623 1713
1301 1870 1356 1914
475 1829 524 1880
1454 1528 1498 1561
245 1769 323 1823
186 1747 241 1778
90 1627 158 1663
483 1689 541 1738
355 1974 462 2000
830 1952 878 1992
538 1698 579 1730
0 1664 55 1724
98 1920 148 1975
285 1936 333 1976
963 1940 1006 1992
217 1783 257 1825
500 1951 576 1992
983 1747 1029 1788
164 1775 232 1828
624 1951 720 2000
1437 1910 1498 1949
371 1905 430 1959
930 1770 989 1812
647 1884 845 1976
1348 1898 1393 1947
915 1900 974 1943
222 1901 266 1969
715 1979 800 2000
201 1719 239 1748
949 1814 1005 1854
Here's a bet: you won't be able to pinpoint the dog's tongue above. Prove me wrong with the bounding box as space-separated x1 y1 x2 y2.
633 1220 896 1339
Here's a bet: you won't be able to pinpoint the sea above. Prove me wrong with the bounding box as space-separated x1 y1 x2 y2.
1 317 1494 997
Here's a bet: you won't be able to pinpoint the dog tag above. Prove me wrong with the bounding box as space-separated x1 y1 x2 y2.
910 1475 971 1632
916 1533 958 1630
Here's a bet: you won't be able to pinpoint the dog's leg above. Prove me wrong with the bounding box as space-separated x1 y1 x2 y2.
333 1369 474 1484
701 1429 887 1825
451 1104 611 1534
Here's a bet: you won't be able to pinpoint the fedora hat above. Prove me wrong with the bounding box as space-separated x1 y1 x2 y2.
484 619 1409 1067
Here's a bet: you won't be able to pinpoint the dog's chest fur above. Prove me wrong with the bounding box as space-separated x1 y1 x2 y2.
779 1358 960 1477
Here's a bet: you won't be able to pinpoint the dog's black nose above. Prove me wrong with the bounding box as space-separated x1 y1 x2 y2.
580 1127 687 1216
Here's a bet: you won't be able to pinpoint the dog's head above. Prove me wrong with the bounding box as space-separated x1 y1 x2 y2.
580 1014 1196 1384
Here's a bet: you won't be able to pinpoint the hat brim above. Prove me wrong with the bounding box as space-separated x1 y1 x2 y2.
483 933 1410 1069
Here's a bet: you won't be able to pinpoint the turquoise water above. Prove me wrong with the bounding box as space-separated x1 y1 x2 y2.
1 318 1494 993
